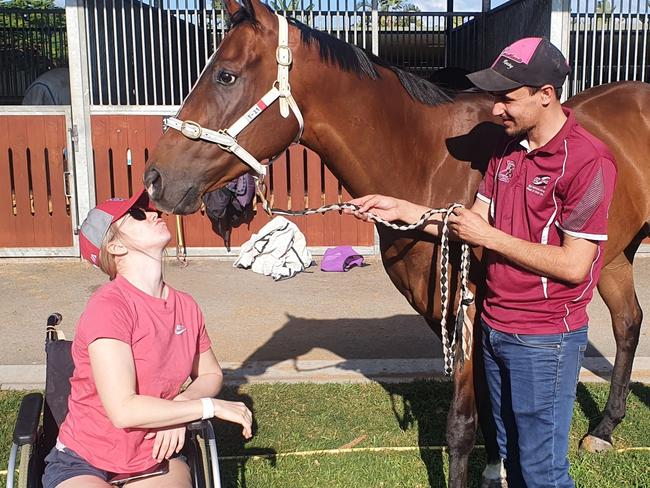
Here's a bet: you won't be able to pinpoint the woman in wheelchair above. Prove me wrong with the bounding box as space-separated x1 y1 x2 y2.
42 189 253 488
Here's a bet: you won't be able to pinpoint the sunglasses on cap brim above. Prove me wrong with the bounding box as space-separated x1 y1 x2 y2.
127 207 163 221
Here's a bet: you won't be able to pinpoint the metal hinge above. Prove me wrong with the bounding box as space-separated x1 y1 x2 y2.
69 125 79 148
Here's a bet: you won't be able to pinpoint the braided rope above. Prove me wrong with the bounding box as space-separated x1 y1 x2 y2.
260 198 472 376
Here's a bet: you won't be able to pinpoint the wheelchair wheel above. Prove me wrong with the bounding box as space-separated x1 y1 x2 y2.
17 444 31 488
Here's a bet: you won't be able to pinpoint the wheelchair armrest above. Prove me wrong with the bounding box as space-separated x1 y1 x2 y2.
187 419 210 432
13 392 44 446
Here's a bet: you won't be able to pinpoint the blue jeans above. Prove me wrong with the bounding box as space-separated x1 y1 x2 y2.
481 319 588 488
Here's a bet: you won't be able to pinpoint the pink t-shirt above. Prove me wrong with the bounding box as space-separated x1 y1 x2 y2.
58 275 212 473
476 108 617 334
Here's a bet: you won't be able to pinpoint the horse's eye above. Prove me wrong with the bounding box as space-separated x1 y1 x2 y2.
216 71 237 86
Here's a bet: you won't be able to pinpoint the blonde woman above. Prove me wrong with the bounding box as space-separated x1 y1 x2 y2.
43 189 252 487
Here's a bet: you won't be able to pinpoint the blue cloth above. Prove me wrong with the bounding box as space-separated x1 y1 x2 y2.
43 445 111 487
481 320 588 488
42 444 186 487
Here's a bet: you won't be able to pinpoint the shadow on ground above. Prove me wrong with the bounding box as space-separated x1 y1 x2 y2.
215 314 632 487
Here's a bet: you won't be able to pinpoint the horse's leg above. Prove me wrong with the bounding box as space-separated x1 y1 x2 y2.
580 252 643 452
473 325 507 488
446 335 478 488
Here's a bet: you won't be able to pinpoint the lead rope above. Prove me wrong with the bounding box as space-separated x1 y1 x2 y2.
255 181 473 376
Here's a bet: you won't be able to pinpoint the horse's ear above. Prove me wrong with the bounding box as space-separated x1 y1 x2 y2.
242 0 275 25
222 0 242 18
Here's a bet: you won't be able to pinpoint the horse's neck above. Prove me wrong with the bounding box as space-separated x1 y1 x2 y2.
296 65 494 206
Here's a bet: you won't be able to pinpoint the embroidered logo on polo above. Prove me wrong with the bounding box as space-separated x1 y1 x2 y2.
527 174 551 196
175 324 187 335
498 161 516 183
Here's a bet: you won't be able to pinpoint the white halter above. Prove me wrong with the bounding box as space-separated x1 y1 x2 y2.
164 14 304 176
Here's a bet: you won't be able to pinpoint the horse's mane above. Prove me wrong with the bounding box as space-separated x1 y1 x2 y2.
228 2 454 106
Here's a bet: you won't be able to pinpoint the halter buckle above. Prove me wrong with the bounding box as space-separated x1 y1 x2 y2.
276 45 292 66
216 129 235 151
180 120 202 140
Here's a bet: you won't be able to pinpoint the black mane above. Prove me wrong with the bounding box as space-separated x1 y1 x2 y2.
228 3 453 106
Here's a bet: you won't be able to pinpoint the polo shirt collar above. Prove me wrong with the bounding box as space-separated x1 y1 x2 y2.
518 107 576 156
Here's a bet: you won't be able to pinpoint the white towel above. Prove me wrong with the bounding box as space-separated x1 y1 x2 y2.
234 216 313 280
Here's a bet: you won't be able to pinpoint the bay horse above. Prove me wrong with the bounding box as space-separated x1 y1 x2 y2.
144 0 650 485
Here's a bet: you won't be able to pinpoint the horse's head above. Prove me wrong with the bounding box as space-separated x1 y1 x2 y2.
144 0 302 214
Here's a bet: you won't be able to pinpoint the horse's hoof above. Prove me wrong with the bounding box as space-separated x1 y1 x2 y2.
580 434 613 453
480 477 507 488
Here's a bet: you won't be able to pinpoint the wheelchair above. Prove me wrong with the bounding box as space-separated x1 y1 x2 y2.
7 313 223 488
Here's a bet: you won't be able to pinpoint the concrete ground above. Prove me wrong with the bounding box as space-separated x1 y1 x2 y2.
1 255 649 388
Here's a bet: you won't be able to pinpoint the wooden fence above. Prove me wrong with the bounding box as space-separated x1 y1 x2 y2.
0 113 73 248
90 115 374 249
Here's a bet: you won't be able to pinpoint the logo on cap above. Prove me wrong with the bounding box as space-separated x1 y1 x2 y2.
502 59 514 69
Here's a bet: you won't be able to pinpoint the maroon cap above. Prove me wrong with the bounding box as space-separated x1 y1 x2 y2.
467 38 570 92
79 189 151 265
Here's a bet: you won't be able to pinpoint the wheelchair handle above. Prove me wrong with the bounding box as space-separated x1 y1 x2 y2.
46 313 63 343
47 313 62 327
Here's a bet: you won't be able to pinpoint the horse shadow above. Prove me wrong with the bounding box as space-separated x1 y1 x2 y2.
218 313 483 487
210 390 277 488
575 342 650 436
215 311 634 487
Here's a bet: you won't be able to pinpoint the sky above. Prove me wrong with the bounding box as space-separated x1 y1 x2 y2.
412 0 510 11
54 0 511 10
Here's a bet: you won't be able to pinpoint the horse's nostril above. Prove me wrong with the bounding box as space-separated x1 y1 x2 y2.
144 167 161 195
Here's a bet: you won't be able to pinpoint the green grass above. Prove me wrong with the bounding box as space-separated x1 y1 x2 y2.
2 382 649 487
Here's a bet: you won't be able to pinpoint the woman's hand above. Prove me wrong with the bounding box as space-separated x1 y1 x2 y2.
213 399 253 439
145 425 186 461
345 195 403 223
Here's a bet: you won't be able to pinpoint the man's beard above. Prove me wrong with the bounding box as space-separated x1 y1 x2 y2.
504 121 533 138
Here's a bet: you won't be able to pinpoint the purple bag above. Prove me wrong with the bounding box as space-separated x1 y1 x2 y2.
320 246 365 272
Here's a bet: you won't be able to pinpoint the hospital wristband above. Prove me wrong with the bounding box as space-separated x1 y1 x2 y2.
201 398 215 420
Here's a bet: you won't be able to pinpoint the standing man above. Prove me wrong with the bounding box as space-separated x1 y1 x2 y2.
347 38 616 487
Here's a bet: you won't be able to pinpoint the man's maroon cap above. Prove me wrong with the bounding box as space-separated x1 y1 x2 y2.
467 37 570 92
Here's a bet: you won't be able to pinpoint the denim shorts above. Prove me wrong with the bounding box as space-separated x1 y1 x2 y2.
42 443 187 488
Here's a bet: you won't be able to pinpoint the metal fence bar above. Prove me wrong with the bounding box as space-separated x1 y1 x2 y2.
13 1 649 107
111 0 120 103
100 1 110 103
175 0 182 103
567 0 649 96
633 0 640 79
158 0 165 103
167 0 174 105
139 0 148 104
184 0 191 101
149 0 158 105
202 0 208 64
121 0 130 104
0 8 70 101
131 0 140 103
641 3 650 81
599 4 605 84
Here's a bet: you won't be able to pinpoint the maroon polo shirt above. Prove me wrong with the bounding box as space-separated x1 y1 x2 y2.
476 108 617 334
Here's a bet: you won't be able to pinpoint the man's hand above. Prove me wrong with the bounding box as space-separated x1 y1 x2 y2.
448 207 495 247
145 425 186 461
345 195 402 222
